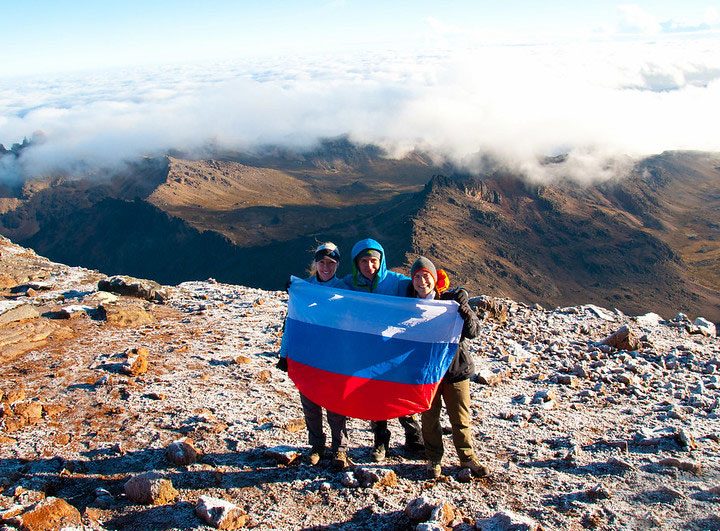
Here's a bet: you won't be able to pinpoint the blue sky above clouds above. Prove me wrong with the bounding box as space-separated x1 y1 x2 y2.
1 1 719 182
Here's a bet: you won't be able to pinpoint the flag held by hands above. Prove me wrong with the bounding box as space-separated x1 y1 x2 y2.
282 277 464 421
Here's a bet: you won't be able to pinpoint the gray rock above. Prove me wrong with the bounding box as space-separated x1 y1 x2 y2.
195 495 248 529
264 446 301 465
340 471 359 488
405 496 435 521
532 389 557 404
98 275 168 303
693 317 716 337
476 509 539 531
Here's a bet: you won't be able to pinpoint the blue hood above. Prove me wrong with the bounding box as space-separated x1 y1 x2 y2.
351 238 387 288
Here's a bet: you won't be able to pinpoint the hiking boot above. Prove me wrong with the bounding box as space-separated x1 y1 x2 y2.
331 451 349 471
371 444 386 462
427 461 442 479
308 446 324 466
460 459 490 477
372 427 391 463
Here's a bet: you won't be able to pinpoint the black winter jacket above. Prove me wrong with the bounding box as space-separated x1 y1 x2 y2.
406 285 480 383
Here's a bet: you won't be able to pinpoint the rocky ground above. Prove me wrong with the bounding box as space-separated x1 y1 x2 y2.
0 235 718 530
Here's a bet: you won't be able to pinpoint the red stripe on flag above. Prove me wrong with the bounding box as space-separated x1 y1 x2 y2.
288 358 439 421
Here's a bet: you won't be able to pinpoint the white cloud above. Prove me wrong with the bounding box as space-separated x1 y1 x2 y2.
1 37 720 185
617 4 662 34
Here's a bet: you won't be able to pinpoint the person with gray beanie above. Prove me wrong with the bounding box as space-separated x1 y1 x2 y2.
406 256 490 479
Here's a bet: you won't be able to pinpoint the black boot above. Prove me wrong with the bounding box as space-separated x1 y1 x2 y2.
400 415 425 456
371 421 391 462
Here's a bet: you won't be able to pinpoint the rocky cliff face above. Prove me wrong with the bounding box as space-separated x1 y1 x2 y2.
408 153 720 323
1 237 718 530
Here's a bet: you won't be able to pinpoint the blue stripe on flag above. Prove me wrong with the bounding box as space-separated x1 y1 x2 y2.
283 317 458 385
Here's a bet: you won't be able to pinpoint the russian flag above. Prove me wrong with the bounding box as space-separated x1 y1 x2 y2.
282 277 464 421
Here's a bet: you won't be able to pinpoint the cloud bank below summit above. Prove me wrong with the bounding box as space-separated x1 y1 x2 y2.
1 39 720 184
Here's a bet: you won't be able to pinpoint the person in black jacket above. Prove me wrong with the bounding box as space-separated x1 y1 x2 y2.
407 256 490 479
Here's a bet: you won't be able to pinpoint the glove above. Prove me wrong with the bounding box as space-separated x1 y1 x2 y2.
453 289 474 321
453 289 469 306
276 357 288 372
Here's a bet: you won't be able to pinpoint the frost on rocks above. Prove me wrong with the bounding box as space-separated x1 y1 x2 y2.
14 497 82 531
264 445 302 465
120 346 150 376
98 275 168 302
694 317 717 337
354 467 398 488
166 437 200 466
635 312 663 328
405 496 455 526
124 472 179 505
195 495 248 530
476 509 540 531
1 237 719 530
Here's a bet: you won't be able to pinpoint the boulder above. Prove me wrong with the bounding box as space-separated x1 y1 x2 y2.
195 495 248 529
283 418 306 433
264 446 301 465
121 347 149 376
13 402 43 424
4 388 26 404
475 368 507 386
476 509 540 531
636 313 663 328
532 389 558 404
658 458 701 475
694 317 716 337
405 496 436 521
166 438 199 466
597 325 640 351
84 291 119 305
556 374 578 387
124 472 179 505
0 303 40 326
354 467 398 488
16 497 82 531
0 274 17 289
100 302 154 327
98 275 168 303
471 296 509 323
340 471 360 488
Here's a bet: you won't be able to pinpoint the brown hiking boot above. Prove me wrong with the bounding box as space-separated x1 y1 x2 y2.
331 451 350 471
460 459 490 477
308 446 324 466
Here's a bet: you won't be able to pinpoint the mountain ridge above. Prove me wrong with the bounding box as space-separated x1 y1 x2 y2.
0 145 718 322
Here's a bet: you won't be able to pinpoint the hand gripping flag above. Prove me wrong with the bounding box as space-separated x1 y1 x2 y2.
281 277 464 421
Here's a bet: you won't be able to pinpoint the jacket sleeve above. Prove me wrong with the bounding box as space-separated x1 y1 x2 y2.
445 289 481 340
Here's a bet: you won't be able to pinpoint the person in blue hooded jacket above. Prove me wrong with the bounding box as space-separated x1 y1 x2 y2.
343 238 410 296
343 238 424 461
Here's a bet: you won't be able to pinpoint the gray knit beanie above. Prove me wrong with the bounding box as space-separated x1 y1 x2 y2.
410 256 437 282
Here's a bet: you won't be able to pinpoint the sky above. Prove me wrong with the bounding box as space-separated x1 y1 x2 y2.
1 1 720 182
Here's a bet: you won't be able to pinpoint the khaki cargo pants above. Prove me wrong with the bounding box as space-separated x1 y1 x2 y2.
421 378 475 463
